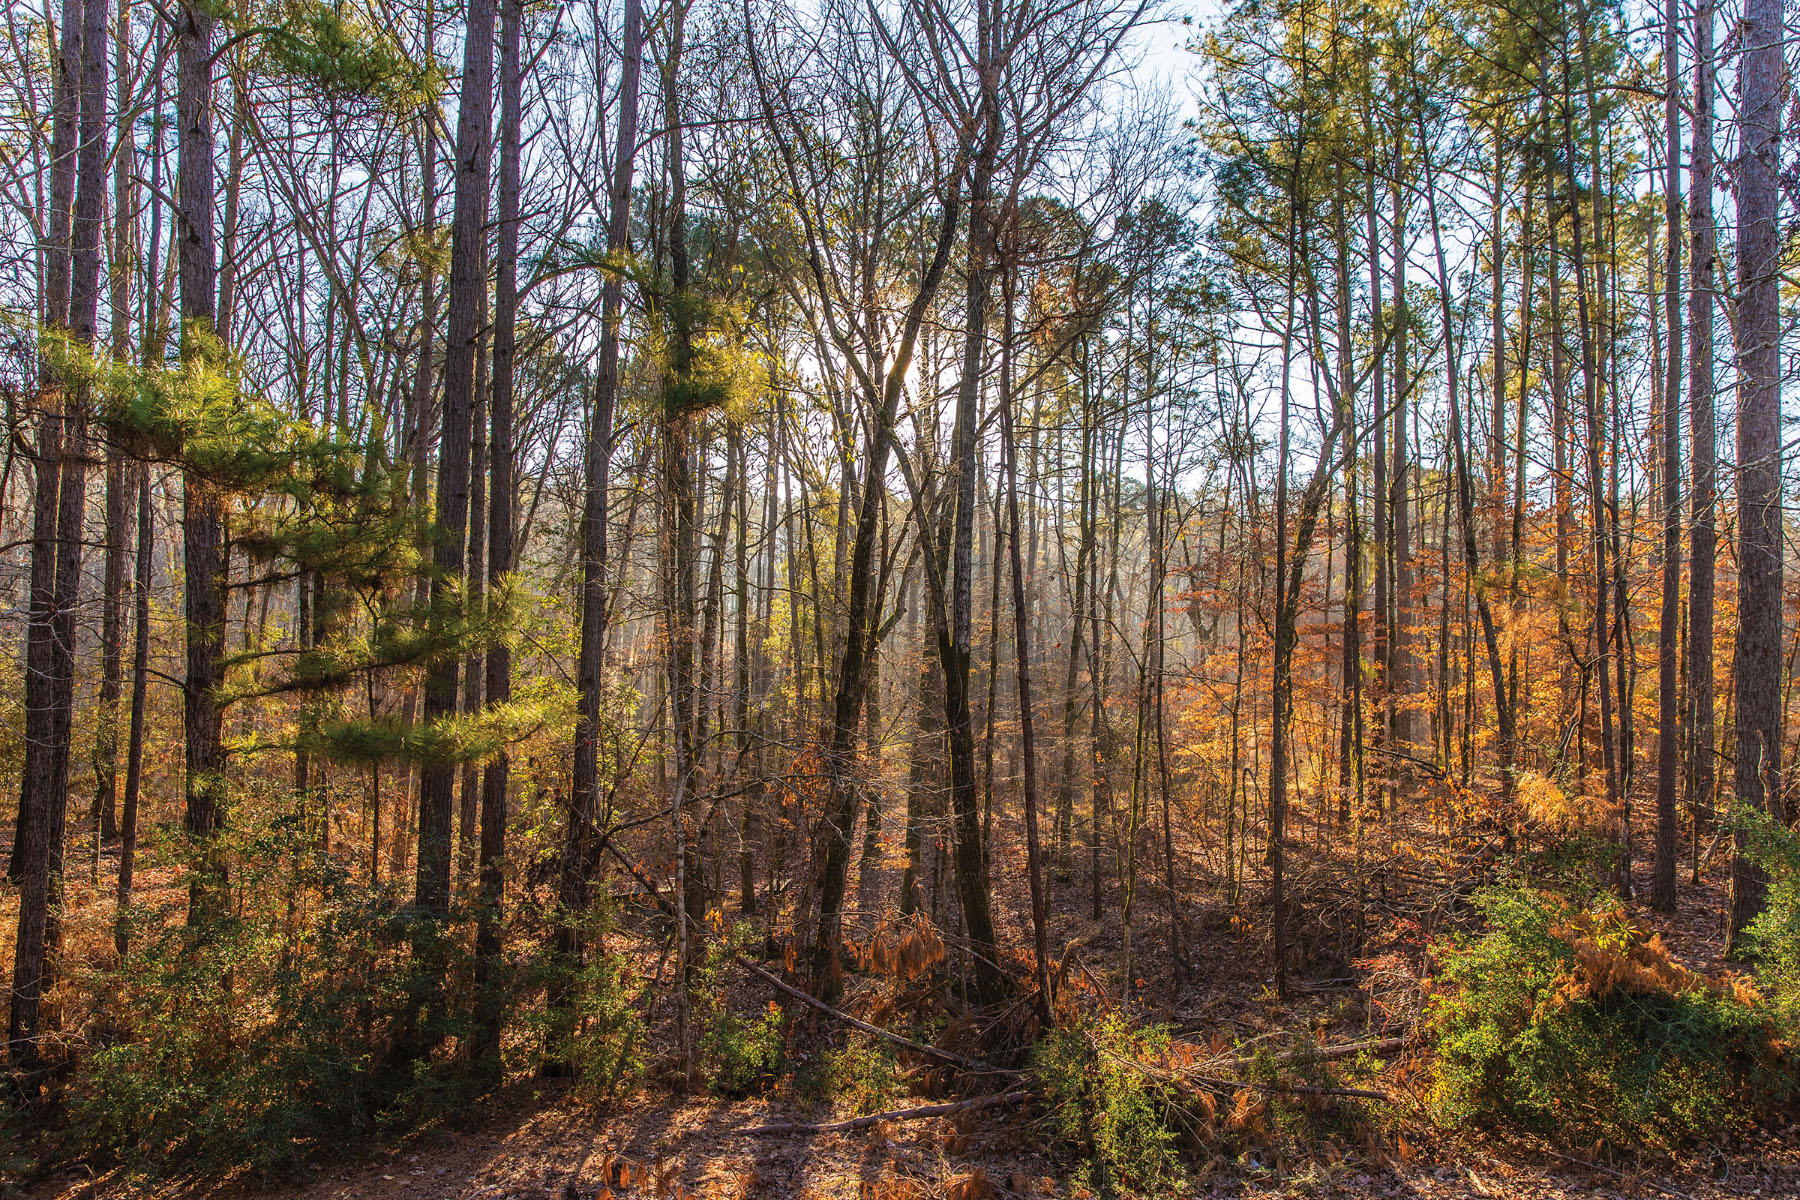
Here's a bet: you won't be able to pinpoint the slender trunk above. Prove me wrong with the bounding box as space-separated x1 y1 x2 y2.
1056 344 1093 878
1685 0 1717 883
565 0 642 941
116 466 152 956
9 0 81 889
732 424 757 914
1728 0 1785 948
1422 133 1514 809
13 0 105 1068
1653 0 1682 911
999 285 1053 1025
416 0 495 913
473 0 523 1057
940 104 1004 998
95 0 136 848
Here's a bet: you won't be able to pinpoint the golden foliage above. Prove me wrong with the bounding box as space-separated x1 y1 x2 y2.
1545 909 1761 1010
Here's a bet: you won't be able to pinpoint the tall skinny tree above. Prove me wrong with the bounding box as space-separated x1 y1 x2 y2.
416 0 497 914
1727 0 1784 949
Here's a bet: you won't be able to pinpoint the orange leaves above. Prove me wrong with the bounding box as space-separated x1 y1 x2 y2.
943 1167 996 1200
845 913 946 981
590 1153 698 1200
1546 908 1760 1010
1226 1088 1270 1141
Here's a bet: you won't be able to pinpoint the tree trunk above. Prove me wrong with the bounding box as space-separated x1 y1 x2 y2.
1653 0 1682 912
474 0 524 1057
1728 0 1785 949
939 95 1005 1000
565 0 642 943
1685 0 1717 885
999 285 1053 1025
11 0 100 1069
117 465 152 956
416 0 495 914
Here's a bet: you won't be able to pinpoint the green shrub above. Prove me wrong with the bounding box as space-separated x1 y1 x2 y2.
1427 885 1791 1151
522 901 647 1104
1739 809 1800 1034
693 922 785 1096
1034 1016 1187 1196
820 1034 905 1113
70 826 484 1177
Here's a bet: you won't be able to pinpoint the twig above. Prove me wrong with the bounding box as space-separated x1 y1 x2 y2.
597 834 1019 1078
734 1090 1031 1136
1203 1034 1413 1073
1184 1074 1393 1102
1535 1146 1695 1200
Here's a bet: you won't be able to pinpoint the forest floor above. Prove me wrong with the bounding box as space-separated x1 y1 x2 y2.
10 811 1800 1198
30 1078 1800 1200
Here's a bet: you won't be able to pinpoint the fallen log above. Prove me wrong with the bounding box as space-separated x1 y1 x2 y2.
1204 1034 1413 1073
735 1090 1032 1136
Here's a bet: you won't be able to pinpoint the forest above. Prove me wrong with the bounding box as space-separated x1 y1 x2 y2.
4 0 1800 1193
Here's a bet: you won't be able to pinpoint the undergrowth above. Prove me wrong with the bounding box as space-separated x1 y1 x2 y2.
49 811 647 1179
1426 883 1793 1151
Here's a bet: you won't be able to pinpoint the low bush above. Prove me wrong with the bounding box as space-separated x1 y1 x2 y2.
69 823 486 1177
1739 809 1800 1033
1034 1016 1188 1196
693 921 785 1096
1427 884 1792 1151
819 1033 905 1113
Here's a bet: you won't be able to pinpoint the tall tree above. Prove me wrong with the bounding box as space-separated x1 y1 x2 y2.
1652 0 1681 911
176 0 228 922
1727 0 1784 949
10 0 102 1072
416 0 497 914
1684 0 1717 883
565 0 643 940
475 0 525 1054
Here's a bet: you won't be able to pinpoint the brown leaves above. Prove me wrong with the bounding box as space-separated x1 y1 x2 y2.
846 913 947 981
858 1174 929 1200
943 1167 995 1200
1547 908 1762 1010
587 1153 697 1200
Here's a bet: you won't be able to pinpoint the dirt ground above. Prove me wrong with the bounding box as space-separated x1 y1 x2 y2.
11 813 1800 1199
23 1077 1800 1200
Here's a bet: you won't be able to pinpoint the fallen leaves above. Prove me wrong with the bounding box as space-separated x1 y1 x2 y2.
942 1167 995 1200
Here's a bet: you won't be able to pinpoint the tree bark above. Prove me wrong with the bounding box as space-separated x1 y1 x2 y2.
1653 0 1682 912
565 0 642 938
474 0 524 1057
416 0 495 914
1685 0 1717 885
1728 0 1785 949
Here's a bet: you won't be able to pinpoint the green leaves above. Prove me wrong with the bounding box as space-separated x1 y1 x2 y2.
1426 884 1791 1150
296 694 565 767
262 0 440 114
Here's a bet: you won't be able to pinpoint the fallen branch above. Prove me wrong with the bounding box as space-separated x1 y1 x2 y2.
597 834 1018 1078
1185 1074 1392 1102
735 1090 1032 1136
1098 1038 1395 1104
736 955 1019 1077
1204 1034 1413 1073
1534 1146 1694 1200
